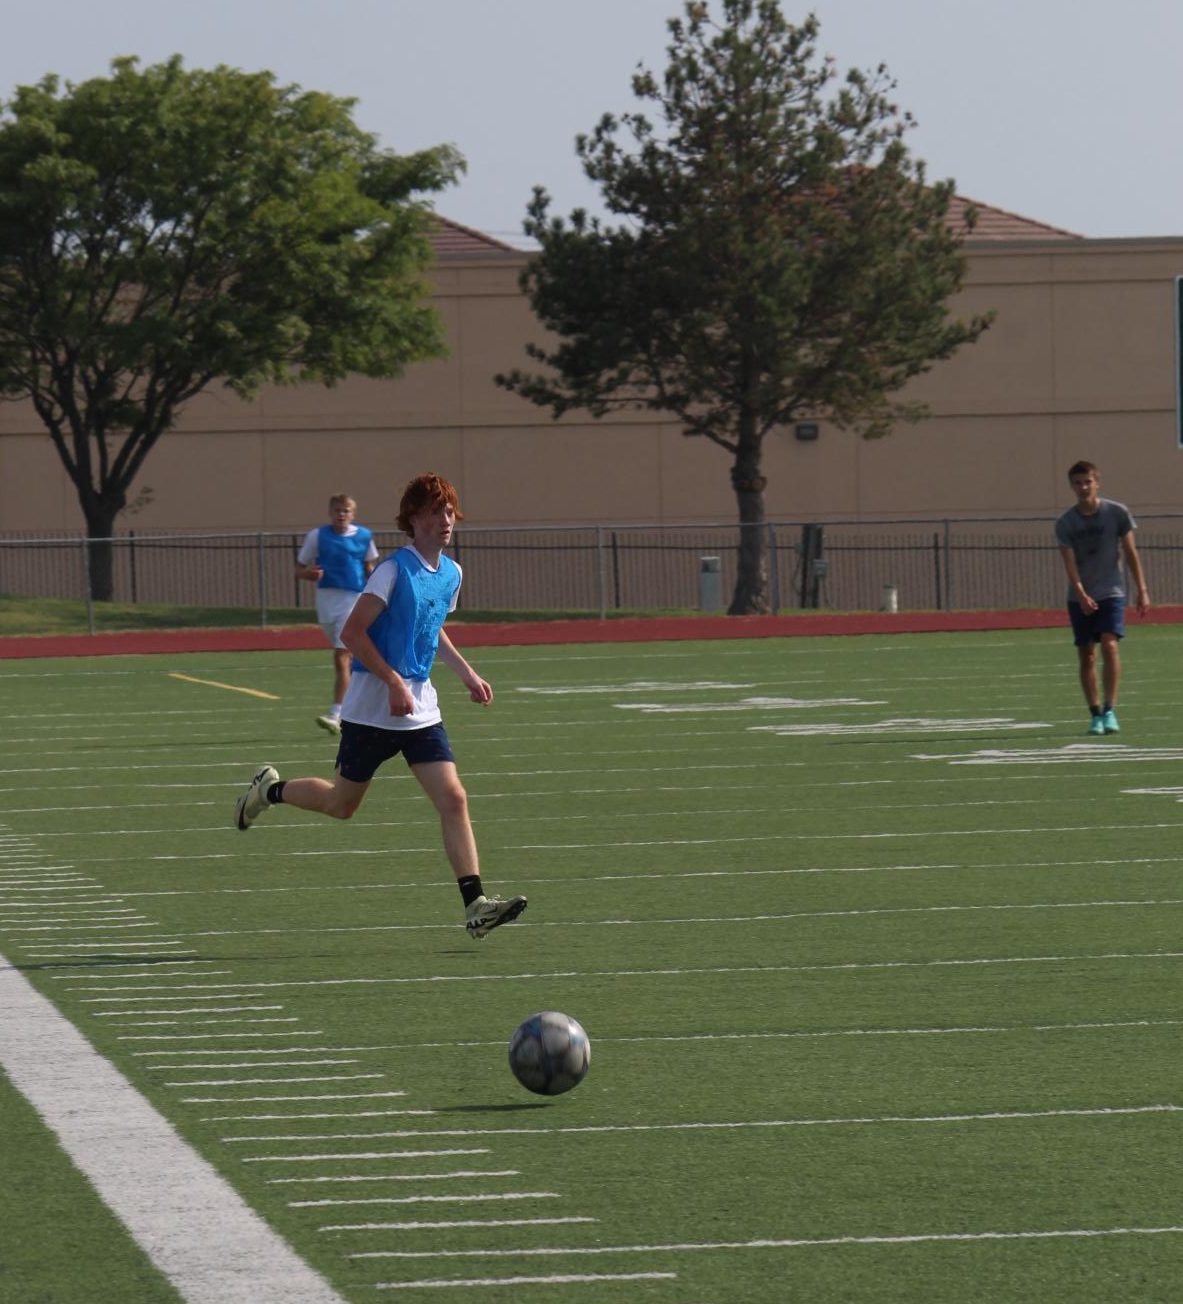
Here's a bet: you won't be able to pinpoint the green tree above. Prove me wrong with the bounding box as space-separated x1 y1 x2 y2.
0 56 462 600
497 1 992 614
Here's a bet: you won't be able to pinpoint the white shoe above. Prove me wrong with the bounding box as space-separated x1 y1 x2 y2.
235 765 279 830
465 894 528 940
316 714 342 736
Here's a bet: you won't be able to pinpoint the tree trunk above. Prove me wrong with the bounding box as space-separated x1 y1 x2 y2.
728 455 769 615
81 499 123 602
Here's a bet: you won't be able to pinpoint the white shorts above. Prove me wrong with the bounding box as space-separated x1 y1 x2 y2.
315 588 362 649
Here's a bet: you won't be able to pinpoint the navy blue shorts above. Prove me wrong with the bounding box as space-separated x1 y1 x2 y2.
335 721 455 783
1068 597 1125 647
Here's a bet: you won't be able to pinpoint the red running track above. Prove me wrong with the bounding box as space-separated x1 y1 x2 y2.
3 607 1180 659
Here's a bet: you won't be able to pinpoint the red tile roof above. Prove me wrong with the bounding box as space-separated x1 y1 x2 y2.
430 194 1082 257
430 215 519 256
948 194 1081 241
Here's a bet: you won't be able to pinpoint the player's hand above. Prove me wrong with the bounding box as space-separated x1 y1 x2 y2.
1079 592 1098 614
467 675 493 706
387 678 415 717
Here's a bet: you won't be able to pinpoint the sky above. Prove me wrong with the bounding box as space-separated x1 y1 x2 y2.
2 0 1181 247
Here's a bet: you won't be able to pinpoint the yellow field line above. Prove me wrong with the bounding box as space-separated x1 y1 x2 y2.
167 672 280 700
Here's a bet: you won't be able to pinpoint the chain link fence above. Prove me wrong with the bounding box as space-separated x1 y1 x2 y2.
3 517 1182 628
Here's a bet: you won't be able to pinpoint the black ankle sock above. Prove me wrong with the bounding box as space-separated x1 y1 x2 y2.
1090 705 1102 717
457 875 483 907
266 781 286 805
1102 702 1113 714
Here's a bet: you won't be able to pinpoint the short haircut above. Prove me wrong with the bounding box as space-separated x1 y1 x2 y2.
397 473 463 536
328 494 356 512
1067 461 1098 479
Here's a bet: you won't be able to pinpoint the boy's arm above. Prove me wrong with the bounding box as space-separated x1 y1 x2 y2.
1121 533 1151 615
340 593 415 716
1058 546 1097 613
436 628 493 705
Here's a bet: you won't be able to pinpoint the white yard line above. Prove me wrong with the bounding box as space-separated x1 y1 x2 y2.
0 948 347 1304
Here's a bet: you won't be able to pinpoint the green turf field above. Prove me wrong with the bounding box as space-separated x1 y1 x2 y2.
0 628 1181 1302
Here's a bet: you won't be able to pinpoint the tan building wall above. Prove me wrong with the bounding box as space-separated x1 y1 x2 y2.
2 237 1182 536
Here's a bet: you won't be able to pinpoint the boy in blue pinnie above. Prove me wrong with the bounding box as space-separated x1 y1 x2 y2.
296 493 379 736
239 473 526 940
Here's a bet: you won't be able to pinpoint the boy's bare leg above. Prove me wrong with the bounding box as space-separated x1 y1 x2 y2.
281 773 369 821
331 648 352 706
1077 644 1099 708
412 761 478 879
1099 634 1121 707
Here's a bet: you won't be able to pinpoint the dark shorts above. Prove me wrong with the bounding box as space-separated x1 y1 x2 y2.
336 721 455 783
1068 596 1125 647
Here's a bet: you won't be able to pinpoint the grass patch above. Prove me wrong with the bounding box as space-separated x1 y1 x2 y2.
0 628 1180 1301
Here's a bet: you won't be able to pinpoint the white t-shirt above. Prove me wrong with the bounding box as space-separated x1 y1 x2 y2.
339 548 461 732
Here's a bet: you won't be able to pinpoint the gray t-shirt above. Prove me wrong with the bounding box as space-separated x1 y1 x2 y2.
1054 498 1135 604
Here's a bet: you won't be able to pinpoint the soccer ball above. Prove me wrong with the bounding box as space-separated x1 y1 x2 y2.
508 1011 590 1096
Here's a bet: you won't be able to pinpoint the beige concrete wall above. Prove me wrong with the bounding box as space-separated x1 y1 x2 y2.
2 238 1183 537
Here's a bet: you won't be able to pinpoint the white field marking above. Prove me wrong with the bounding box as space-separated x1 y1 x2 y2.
172 1073 387 1087
50 966 227 980
102 891 1183 947
290 1103 1183 1146
365 1227 1183 1265
375 1274 674 1290
230 1137 482 1147
24 941 190 950
135 1045 364 1057
321 1216 596 1231
914 743 1183 765
3 922 160 933
265 1171 519 1184
0 946 348 1304
513 820 1183 850
82 992 267 1003
149 1059 362 1071
94 1005 287 1018
166 672 281 699
751 716 1051 736
103 949 1183 998
119 1031 322 1042
516 680 752 694
190 1091 410 1104
1 802 220 814
290 1192 562 1209
616 695 887 713
283 1017 1183 1059
74 851 1183 900
203 1109 437 1121
123 1018 300 1028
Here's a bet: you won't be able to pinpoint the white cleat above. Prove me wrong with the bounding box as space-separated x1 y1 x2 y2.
235 765 279 831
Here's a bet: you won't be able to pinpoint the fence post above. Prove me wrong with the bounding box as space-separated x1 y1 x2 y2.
258 533 269 628
81 537 95 634
596 526 606 620
767 523 779 614
129 530 137 605
943 519 952 610
933 532 941 610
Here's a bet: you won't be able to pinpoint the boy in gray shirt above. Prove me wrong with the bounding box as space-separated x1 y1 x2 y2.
1055 460 1150 735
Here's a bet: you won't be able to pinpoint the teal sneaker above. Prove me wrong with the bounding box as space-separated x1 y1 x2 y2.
1101 709 1120 735
1087 715 1106 736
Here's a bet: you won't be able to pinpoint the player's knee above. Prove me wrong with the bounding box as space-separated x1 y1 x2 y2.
437 783 469 821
